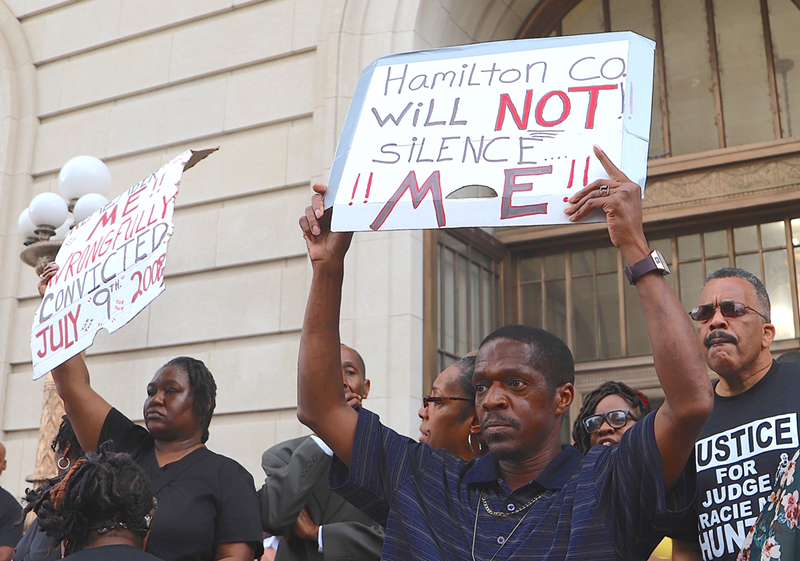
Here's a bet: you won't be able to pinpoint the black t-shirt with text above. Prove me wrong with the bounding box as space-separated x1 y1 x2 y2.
694 360 800 561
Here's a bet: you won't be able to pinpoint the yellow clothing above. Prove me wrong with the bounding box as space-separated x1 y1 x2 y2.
650 537 672 559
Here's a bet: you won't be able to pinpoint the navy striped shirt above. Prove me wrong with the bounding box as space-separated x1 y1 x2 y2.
329 409 695 560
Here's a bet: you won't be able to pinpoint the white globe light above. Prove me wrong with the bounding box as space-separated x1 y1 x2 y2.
73 193 110 222
17 209 37 238
58 155 112 201
52 217 75 241
29 192 68 229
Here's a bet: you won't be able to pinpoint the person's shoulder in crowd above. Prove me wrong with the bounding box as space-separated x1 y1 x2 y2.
263 436 309 458
204 447 258 482
0 486 20 509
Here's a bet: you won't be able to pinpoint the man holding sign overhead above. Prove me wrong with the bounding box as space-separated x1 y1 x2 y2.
296 145 713 561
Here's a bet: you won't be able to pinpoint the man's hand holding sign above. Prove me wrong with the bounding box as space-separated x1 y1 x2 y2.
296 32 713 561
326 32 656 231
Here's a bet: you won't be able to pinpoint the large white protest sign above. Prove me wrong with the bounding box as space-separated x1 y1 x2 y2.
329 32 655 232
30 148 217 379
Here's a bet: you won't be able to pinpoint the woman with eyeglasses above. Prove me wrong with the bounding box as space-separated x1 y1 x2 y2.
573 382 677 561
418 354 486 461
572 381 651 456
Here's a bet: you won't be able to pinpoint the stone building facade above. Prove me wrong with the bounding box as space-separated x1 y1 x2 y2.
0 0 798 499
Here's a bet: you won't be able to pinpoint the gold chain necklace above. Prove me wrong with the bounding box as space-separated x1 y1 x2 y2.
471 490 545 561
481 489 543 517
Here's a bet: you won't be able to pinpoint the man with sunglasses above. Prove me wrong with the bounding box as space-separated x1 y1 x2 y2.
673 267 800 561
258 344 384 561
297 146 713 561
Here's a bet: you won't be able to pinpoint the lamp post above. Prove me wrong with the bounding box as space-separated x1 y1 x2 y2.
18 155 112 486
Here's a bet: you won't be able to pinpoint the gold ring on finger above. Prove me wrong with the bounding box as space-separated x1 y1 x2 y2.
599 185 610 197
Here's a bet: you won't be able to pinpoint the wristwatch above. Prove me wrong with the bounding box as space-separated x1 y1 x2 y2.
624 249 671 285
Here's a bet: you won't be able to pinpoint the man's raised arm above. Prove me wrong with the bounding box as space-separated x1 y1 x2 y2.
296 183 358 465
566 146 713 490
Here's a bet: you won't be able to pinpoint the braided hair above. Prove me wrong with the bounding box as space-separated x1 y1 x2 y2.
24 445 155 556
164 356 217 443
51 415 84 458
571 381 651 455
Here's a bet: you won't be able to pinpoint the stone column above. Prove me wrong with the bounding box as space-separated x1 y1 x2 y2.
25 373 65 486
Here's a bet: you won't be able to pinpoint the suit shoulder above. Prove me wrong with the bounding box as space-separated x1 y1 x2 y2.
262 436 311 461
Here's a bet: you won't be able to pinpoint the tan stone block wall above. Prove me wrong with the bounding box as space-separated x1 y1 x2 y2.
0 0 526 501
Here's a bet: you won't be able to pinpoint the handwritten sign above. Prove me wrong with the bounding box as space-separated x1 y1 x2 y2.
328 32 655 231
30 148 217 379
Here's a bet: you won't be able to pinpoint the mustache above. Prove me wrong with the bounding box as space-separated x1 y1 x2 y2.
480 413 521 430
704 330 738 347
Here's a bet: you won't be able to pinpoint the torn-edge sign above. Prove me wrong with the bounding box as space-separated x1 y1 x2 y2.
328 31 655 232
30 148 218 379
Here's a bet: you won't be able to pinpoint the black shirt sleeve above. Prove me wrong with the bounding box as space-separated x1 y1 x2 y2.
0 487 22 549
98 408 152 458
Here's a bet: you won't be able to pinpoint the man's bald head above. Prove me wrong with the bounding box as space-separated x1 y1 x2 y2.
0 443 7 475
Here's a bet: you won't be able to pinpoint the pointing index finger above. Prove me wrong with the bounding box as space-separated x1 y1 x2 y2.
593 145 632 184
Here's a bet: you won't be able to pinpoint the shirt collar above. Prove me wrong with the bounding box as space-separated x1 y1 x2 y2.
464 445 583 490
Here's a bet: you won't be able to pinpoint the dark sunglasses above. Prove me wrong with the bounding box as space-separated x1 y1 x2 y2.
422 396 471 408
582 410 636 434
688 300 768 322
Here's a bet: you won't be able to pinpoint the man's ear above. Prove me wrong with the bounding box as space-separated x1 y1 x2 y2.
762 322 776 349
554 382 574 416
362 379 371 399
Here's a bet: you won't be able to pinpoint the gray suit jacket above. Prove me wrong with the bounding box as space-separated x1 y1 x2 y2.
258 436 384 561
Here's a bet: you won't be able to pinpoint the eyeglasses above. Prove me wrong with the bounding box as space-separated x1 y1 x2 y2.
422 396 472 408
582 410 636 434
688 300 769 322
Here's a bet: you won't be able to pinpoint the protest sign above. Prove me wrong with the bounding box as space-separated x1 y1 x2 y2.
30 148 217 379
328 32 655 232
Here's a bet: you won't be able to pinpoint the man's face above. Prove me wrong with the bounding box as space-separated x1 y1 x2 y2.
341 345 369 398
696 278 774 378
0 444 7 476
418 364 474 452
473 338 569 461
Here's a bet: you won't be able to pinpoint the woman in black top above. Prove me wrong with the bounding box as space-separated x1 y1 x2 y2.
23 447 160 561
38 264 262 561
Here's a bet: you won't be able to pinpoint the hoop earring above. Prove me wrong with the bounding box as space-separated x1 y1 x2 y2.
468 432 484 455
57 456 70 471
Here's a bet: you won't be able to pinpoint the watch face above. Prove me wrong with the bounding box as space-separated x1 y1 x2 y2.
625 250 671 284
652 250 671 274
